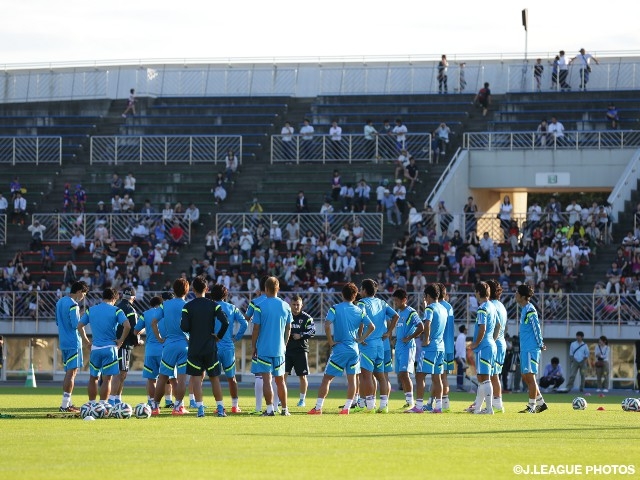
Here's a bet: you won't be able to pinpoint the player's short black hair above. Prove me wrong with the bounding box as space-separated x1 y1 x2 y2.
149 296 162 308
71 281 89 294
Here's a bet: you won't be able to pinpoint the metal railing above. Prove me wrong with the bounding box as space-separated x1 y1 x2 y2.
464 130 640 151
0 214 6 245
30 213 192 244
0 290 634 337
90 135 242 165
608 148 640 224
270 133 431 164
0 136 62 164
215 212 384 244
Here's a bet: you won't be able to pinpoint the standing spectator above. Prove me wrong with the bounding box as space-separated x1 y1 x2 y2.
437 54 449 94
363 119 378 161
299 118 315 160
330 170 342 203
270 221 283 247
558 331 589 393
280 121 295 161
534 58 544 92
594 335 610 393
394 149 410 180
606 103 619 130
550 55 560 89
328 121 343 160
10 177 22 201
393 179 407 218
570 48 599 91
392 118 408 151
539 357 564 392
224 149 238 183
110 173 123 197
122 88 136 117
295 190 309 213
12 191 27 225
566 199 582 226
558 50 571 91
382 189 401 226
70 229 86 261
498 195 513 240
454 325 468 392
437 200 453 239
0 192 7 214
285 218 300 252
74 185 87 213
459 250 476 284
169 221 185 254
28 220 46 251
122 172 136 198
474 82 491 117
463 196 478 238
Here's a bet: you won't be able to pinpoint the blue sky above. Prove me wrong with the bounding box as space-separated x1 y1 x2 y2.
1 1 637 64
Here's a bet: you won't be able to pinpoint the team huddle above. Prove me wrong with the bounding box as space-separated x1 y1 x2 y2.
55 274 547 416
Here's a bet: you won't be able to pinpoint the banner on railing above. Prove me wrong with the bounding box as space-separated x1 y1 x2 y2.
271 133 431 164
31 213 192 244
90 135 242 165
0 136 62 164
215 212 384 244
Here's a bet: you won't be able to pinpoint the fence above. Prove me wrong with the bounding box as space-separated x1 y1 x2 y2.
90 135 242 165
215 212 384 244
0 136 62 164
0 214 5 245
464 130 640 151
270 133 431 164
30 213 192 244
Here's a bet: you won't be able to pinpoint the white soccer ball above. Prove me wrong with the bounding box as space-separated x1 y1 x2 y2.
134 403 152 419
102 402 114 418
91 402 107 419
622 397 640 412
572 397 587 410
80 402 94 419
112 402 133 419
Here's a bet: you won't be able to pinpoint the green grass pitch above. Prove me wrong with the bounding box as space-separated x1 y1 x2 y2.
1 387 639 479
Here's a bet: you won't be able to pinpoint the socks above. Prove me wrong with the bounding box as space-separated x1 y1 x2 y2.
427 396 433 407
108 395 116 402
175 400 183 409
483 380 493 412
61 392 71 408
216 400 224 408
272 378 280 406
189 394 195 402
357 397 366 408
165 394 172 402
380 395 389 408
473 385 484 411
405 392 413 405
536 394 545 406
266 404 274 414
434 398 442 410
315 398 325 410
442 395 450 410
196 401 203 407
492 396 503 410
416 398 424 409
343 398 353 410
365 395 375 410
255 376 263 411
232 397 239 408
299 393 306 401
116 394 122 402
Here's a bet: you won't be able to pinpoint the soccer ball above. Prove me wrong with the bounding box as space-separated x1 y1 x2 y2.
102 402 114 418
92 403 107 419
112 402 133 419
134 403 152 419
80 402 94 419
572 397 587 410
622 398 640 412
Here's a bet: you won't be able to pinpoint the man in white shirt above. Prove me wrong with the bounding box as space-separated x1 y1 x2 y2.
216 268 231 289
239 228 254 259
548 116 566 147
130 221 149 245
0 193 8 214
124 172 136 197
392 179 407 216
434 122 451 161
185 203 200 226
454 325 468 392
12 192 27 225
411 270 427 293
341 251 357 282
527 201 542 232
558 50 571 91
569 48 599 91
392 118 408 151
70 229 86 261
285 219 300 252
280 121 295 161
270 221 283 244
478 232 494 262
299 118 315 160
566 200 582 226
328 121 343 160
363 119 378 161
354 179 371 213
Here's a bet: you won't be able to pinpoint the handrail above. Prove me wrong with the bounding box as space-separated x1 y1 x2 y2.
0 136 62 165
424 147 463 209
464 130 640 151
607 148 640 223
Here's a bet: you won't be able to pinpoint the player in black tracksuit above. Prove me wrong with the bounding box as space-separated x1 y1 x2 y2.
180 276 229 416
284 294 315 406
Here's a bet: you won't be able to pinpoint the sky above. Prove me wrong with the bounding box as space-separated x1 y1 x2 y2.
1 1 638 65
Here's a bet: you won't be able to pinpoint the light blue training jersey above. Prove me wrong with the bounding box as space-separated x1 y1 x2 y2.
253 296 293 357
79 302 127 348
134 306 164 357
216 300 248 349
326 302 371 352
491 299 508 351
473 300 497 352
356 296 396 341
441 299 455 355
56 296 81 350
423 301 447 351
395 306 421 351
155 298 188 345
519 302 544 352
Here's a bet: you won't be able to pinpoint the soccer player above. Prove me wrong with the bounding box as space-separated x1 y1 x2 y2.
308 283 375 415
487 279 507 413
251 276 293 416
466 281 497 414
55 281 89 412
181 276 230 417
245 275 279 414
134 295 165 407
150 278 190 415
110 286 139 406
77 288 130 404
392 288 423 411
357 279 398 413
210 283 248 413
285 294 315 407
516 283 548 413
419 284 447 413
438 283 455 412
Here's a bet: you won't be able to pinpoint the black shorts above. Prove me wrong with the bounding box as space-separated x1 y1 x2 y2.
186 350 222 377
285 350 309 376
118 348 132 372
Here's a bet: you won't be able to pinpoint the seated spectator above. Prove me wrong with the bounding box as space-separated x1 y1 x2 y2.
354 179 371 213
507 220 520 252
339 183 355 213
123 172 136 197
111 194 122 214
270 221 283 246
330 169 342 202
605 261 622 295
62 260 77 285
523 259 536 286
169 221 185 253
229 248 243 271
433 122 451 162
27 220 46 252
162 202 174 226
328 252 343 283
90 239 105 270
251 249 266 275
205 229 220 254
185 202 200 227
238 228 254 259
295 190 309 213
403 157 420 193
394 149 410 180
41 245 55 273
127 242 144 265
224 149 239 183
213 185 227 205
137 257 152 288
70 229 86 261
285 219 300 252
478 232 493 262
412 270 427 293
539 357 565 392
217 268 231 289
110 173 123 197
459 250 476 283
489 242 502 274
151 244 164 272
79 268 93 287
606 103 619 129
188 258 203 279
130 221 149 245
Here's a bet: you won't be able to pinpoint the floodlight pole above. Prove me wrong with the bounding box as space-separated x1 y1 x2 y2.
521 8 529 91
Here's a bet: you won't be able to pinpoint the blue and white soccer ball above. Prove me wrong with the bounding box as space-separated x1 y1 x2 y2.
80 402 94 419
621 397 640 412
112 402 133 419
134 403 152 419
91 402 107 419
102 402 114 418
572 397 587 410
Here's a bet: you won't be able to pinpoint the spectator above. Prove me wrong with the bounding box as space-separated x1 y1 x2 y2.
120 193 134 213
403 157 420 193
558 331 589 393
151 244 164 272
594 335 610 393
111 194 122 214
169 221 185 253
533 58 544 92
354 179 371 213
437 200 453 240
295 190 309 213
434 122 451 162
393 179 407 216
328 121 343 159
473 82 491 116
224 149 239 183
382 189 401 226
251 249 266 275
110 173 123 197
12 191 27 225
280 121 295 161
539 357 565 392
536 119 548 147
0 192 7 214
550 55 560 89
299 118 315 160
130 221 149 246
74 184 87 213
545 196 562 226
569 48 599 91
392 118 408 150
548 116 565 146
270 221 283 247
498 195 513 240
558 50 571 91
488 242 502 274
285 219 300 252
339 183 355 213
185 202 200 227
137 257 152 288
478 232 493 262
437 54 448 94
363 119 378 161
463 196 478 238
70 229 86 261
459 250 476 284
566 199 582 226
249 197 264 216
411 270 427 293
342 251 357 282
606 103 619 129
394 149 410 180
605 261 622 295
123 172 136 197
406 201 422 238
41 245 55 273
375 179 389 213
214 184 227 205
507 219 520 252
27 220 46 251
330 169 342 203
